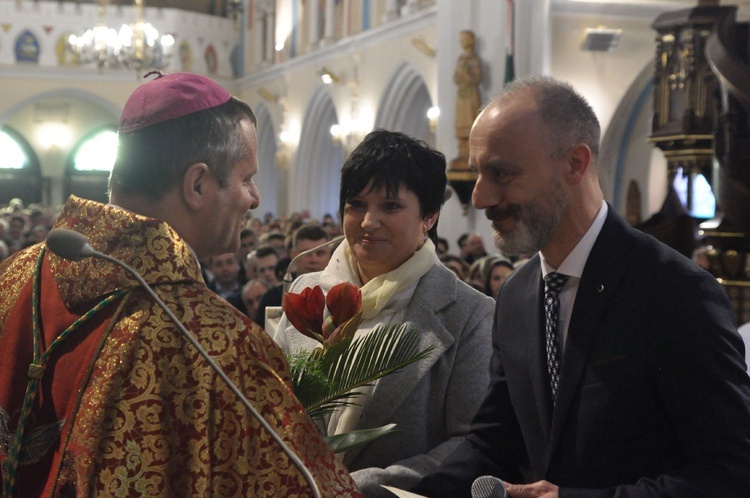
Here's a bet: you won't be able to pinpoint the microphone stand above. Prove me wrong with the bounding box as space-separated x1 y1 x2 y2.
46 230 322 498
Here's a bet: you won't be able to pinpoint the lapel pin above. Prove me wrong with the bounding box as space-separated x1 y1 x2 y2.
597 284 604 293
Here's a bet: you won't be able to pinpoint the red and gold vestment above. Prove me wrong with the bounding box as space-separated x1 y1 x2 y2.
0 196 361 497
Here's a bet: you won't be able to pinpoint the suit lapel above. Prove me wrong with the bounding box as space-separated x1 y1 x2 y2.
497 257 553 473
546 210 631 466
342 265 456 465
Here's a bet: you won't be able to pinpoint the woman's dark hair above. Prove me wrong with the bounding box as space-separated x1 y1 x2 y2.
482 255 515 297
109 97 256 199
338 129 447 244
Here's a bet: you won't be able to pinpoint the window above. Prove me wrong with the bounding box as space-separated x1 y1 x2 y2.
0 129 29 170
673 167 716 219
73 129 118 172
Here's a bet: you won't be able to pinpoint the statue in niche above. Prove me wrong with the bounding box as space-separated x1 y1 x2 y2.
453 30 483 165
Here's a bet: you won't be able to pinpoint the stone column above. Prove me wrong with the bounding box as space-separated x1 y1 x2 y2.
321 0 335 45
265 10 276 63
383 0 398 22
254 4 265 68
401 0 420 16
308 0 320 51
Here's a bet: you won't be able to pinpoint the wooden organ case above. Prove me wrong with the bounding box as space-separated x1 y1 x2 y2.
652 1 750 324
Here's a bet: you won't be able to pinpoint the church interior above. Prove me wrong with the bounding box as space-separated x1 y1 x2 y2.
1 0 749 325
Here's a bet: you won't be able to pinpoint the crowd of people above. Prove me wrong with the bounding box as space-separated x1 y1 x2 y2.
1 70 750 498
0 196 519 321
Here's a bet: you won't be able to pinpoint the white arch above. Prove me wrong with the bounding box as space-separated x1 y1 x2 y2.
0 87 121 123
599 62 668 221
292 87 342 219
253 103 280 217
375 61 434 145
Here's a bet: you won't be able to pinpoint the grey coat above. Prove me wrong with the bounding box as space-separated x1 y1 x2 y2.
273 262 495 497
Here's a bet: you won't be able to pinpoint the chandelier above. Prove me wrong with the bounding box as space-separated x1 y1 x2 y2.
67 0 174 72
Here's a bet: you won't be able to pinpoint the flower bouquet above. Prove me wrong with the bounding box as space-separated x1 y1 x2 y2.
282 281 434 453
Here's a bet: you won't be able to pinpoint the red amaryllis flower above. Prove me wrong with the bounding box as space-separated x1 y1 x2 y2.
282 285 325 343
321 282 363 347
327 282 362 326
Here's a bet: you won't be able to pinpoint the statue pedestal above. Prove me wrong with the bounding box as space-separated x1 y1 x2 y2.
447 157 477 216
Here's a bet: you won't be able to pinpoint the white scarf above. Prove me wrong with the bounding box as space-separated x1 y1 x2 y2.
317 237 437 441
319 238 438 320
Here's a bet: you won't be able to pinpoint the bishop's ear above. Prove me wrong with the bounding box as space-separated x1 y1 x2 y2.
182 162 211 211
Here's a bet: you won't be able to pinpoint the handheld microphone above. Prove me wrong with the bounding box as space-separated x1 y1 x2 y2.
283 234 344 291
45 228 322 498
471 475 507 498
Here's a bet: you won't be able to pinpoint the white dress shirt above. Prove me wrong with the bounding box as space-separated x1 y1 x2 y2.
540 200 608 349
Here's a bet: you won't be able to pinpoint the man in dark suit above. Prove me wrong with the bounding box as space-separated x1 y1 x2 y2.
412 76 750 497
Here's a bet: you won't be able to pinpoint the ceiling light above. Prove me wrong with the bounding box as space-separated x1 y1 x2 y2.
320 67 341 85
582 27 622 52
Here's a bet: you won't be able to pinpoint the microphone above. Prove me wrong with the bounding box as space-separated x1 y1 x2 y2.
283 234 344 291
45 228 322 498
471 475 507 498
46 228 95 260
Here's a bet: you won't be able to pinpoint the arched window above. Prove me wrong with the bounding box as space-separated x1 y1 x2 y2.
65 126 118 203
0 127 42 204
73 129 118 172
0 129 28 169
673 167 716 219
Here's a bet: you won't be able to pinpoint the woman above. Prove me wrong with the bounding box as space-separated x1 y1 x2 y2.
484 255 515 299
273 130 494 497
468 254 515 299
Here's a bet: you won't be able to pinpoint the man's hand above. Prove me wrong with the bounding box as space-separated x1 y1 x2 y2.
504 480 559 498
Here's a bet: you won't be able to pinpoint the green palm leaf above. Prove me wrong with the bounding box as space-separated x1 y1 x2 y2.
290 323 434 420
324 424 400 453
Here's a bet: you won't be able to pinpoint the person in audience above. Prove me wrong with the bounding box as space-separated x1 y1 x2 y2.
236 227 257 284
248 243 280 285
435 236 450 256
456 233 470 261
412 75 750 497
260 230 287 258
274 130 495 497
28 208 51 231
439 253 470 282
322 219 342 239
25 224 49 245
242 278 272 319
255 224 333 330
288 223 334 275
208 252 245 313
0 218 8 245
0 72 359 497
462 233 487 265
243 252 258 281
274 255 292 283
466 254 512 297
5 214 26 254
484 255 514 299
466 255 491 291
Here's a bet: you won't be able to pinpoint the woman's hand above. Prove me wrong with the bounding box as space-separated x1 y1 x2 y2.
504 480 559 498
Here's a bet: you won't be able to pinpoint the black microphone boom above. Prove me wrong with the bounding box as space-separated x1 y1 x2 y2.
471 475 507 498
44 228 323 498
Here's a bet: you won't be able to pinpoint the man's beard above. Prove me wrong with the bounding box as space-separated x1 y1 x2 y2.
488 179 567 256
